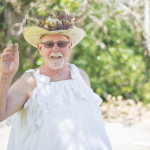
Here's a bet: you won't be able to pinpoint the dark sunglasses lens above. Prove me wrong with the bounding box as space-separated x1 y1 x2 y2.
57 41 68 47
44 42 54 48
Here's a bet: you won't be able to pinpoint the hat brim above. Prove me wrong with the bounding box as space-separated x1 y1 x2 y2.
23 27 86 48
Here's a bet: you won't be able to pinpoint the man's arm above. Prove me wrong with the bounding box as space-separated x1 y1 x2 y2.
0 72 36 122
78 68 91 87
0 43 36 122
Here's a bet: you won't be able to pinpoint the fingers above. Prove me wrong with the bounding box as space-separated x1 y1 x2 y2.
2 43 19 53
8 44 13 48
13 43 18 53
3 45 13 53
1 51 11 57
1 43 18 60
1 55 14 61
6 44 13 51
13 43 19 61
12 43 19 57
1 44 13 59
1 51 13 60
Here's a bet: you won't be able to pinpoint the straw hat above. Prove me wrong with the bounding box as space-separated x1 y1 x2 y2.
23 10 86 48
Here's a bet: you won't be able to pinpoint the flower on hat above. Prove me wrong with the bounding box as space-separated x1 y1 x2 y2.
35 10 75 31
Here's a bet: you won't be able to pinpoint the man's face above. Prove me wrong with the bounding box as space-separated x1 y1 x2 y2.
37 34 72 70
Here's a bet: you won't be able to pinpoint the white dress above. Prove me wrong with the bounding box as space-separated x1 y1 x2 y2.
6 63 112 150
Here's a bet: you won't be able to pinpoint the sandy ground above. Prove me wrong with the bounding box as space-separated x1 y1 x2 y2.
0 119 150 150
0 122 10 150
104 119 150 150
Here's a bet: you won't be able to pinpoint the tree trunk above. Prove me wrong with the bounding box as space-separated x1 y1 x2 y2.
3 1 28 40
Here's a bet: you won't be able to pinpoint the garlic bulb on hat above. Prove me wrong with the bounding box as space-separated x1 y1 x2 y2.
45 17 62 27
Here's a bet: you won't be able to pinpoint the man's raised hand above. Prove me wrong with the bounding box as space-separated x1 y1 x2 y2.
0 43 19 76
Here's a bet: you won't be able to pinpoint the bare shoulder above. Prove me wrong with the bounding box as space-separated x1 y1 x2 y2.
9 71 37 99
78 68 91 87
20 71 37 94
21 71 36 86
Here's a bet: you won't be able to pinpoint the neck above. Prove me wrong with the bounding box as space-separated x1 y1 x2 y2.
41 63 68 77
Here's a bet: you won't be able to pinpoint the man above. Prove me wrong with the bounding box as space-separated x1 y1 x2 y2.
0 10 112 150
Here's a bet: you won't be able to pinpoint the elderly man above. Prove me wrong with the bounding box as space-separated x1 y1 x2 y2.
0 10 112 150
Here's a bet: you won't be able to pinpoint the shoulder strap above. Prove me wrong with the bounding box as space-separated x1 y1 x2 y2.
22 69 40 86
24 69 50 85
25 69 35 73
21 69 35 77
70 64 87 84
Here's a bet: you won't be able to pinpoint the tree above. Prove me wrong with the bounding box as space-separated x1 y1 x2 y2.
72 0 150 104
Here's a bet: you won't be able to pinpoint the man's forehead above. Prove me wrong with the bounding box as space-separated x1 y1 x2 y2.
40 34 69 42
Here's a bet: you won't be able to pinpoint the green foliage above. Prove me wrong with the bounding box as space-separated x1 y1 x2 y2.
0 1 6 50
72 4 150 104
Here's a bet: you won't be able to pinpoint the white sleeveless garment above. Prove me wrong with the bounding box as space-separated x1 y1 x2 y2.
6 63 112 150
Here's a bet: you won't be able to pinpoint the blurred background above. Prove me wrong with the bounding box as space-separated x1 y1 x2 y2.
0 0 150 149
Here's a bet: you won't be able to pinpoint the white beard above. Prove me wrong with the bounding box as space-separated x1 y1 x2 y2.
48 52 64 70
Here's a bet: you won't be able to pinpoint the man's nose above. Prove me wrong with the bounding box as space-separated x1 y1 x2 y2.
52 43 60 52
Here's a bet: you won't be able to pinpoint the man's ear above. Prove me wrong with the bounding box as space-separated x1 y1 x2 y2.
68 42 73 50
37 42 42 54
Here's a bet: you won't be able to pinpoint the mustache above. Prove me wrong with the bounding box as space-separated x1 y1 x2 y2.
49 52 63 57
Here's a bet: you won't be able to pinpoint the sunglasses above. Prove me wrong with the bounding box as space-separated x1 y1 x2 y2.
40 41 69 48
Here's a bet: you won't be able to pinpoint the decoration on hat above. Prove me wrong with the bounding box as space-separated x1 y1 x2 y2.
35 10 75 31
